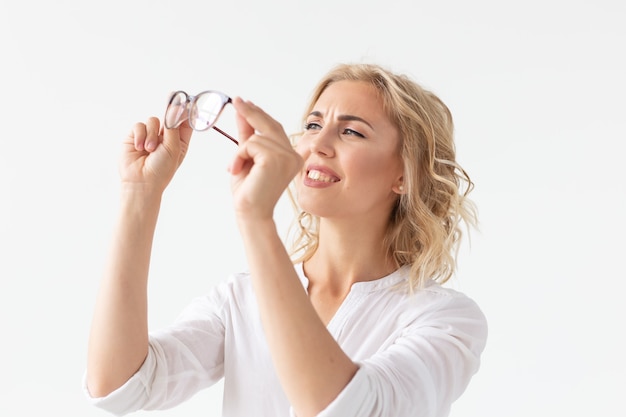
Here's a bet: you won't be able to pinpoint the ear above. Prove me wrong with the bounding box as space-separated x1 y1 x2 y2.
392 176 406 195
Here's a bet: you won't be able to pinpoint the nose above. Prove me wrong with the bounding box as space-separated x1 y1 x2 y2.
308 127 335 158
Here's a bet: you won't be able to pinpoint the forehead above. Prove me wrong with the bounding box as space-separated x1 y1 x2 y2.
314 80 387 119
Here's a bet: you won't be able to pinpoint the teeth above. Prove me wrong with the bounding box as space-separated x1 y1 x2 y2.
307 169 337 183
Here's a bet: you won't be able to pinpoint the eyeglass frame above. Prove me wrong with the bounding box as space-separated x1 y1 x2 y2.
164 90 238 145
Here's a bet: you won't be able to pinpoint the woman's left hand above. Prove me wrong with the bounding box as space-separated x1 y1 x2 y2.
229 97 303 222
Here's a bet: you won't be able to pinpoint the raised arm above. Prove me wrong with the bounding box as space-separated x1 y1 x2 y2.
229 98 358 417
86 118 192 397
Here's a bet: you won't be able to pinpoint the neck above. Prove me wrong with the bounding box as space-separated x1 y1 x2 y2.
303 217 397 293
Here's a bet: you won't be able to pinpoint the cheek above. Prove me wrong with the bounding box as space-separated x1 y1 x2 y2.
345 150 388 176
347 151 402 188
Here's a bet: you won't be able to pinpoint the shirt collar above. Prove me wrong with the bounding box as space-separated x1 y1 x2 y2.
294 262 412 294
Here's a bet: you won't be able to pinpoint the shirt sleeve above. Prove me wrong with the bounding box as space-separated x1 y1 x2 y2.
313 292 488 417
83 283 229 415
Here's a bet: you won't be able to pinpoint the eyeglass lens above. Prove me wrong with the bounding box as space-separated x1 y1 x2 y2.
164 90 238 145
164 91 189 129
190 93 226 131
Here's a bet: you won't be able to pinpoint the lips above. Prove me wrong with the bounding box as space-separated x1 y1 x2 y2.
304 165 340 186
307 169 339 183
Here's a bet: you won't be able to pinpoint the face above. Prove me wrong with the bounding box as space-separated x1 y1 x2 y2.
295 80 404 222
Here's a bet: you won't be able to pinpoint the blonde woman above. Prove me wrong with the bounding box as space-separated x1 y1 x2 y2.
85 63 487 417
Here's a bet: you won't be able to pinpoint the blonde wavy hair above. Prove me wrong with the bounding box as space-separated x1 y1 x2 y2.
288 63 477 290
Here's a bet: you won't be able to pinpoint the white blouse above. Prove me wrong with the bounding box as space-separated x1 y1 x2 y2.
84 263 487 417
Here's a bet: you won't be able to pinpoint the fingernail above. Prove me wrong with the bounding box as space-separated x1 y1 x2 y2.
146 142 156 152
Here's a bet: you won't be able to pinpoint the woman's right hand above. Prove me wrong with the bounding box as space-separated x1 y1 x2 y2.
119 116 193 194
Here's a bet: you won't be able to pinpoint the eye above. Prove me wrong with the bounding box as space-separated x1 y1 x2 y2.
343 128 365 138
304 122 322 131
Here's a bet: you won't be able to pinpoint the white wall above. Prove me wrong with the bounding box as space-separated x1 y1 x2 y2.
0 1 624 416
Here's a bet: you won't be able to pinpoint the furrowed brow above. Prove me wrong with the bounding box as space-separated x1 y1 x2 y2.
338 114 373 130
308 111 374 130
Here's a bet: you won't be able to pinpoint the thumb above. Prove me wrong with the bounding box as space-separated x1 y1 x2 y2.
162 122 193 164
177 121 193 150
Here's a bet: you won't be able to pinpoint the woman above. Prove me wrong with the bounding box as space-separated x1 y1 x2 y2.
85 63 487 417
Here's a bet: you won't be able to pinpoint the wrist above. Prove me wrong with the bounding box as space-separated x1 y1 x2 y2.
120 182 164 203
236 216 278 237
118 183 163 218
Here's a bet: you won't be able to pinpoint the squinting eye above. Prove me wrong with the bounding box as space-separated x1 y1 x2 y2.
304 122 322 131
343 128 365 138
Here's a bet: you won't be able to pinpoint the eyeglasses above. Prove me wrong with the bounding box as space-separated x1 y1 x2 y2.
164 90 238 145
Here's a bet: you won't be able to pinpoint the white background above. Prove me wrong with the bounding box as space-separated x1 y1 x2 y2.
0 1 624 416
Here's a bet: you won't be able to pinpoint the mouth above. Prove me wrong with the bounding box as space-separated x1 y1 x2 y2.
306 169 340 183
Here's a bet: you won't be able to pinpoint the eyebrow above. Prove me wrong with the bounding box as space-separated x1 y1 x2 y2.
308 111 374 130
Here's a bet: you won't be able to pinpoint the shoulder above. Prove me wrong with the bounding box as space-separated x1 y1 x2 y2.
364 266 485 318
398 267 485 317
400 281 488 351
387 268 487 338
418 281 485 315
401 274 486 321
349 266 487 337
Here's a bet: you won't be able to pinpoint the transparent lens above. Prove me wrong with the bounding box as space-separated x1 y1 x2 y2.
164 91 188 129
190 92 226 131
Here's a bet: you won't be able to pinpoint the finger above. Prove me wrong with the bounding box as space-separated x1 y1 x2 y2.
233 97 255 143
230 128 278 175
229 132 287 175
143 117 162 152
232 97 283 141
228 143 250 175
129 122 147 151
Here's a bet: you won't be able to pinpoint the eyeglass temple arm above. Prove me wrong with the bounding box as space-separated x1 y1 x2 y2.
212 126 239 145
